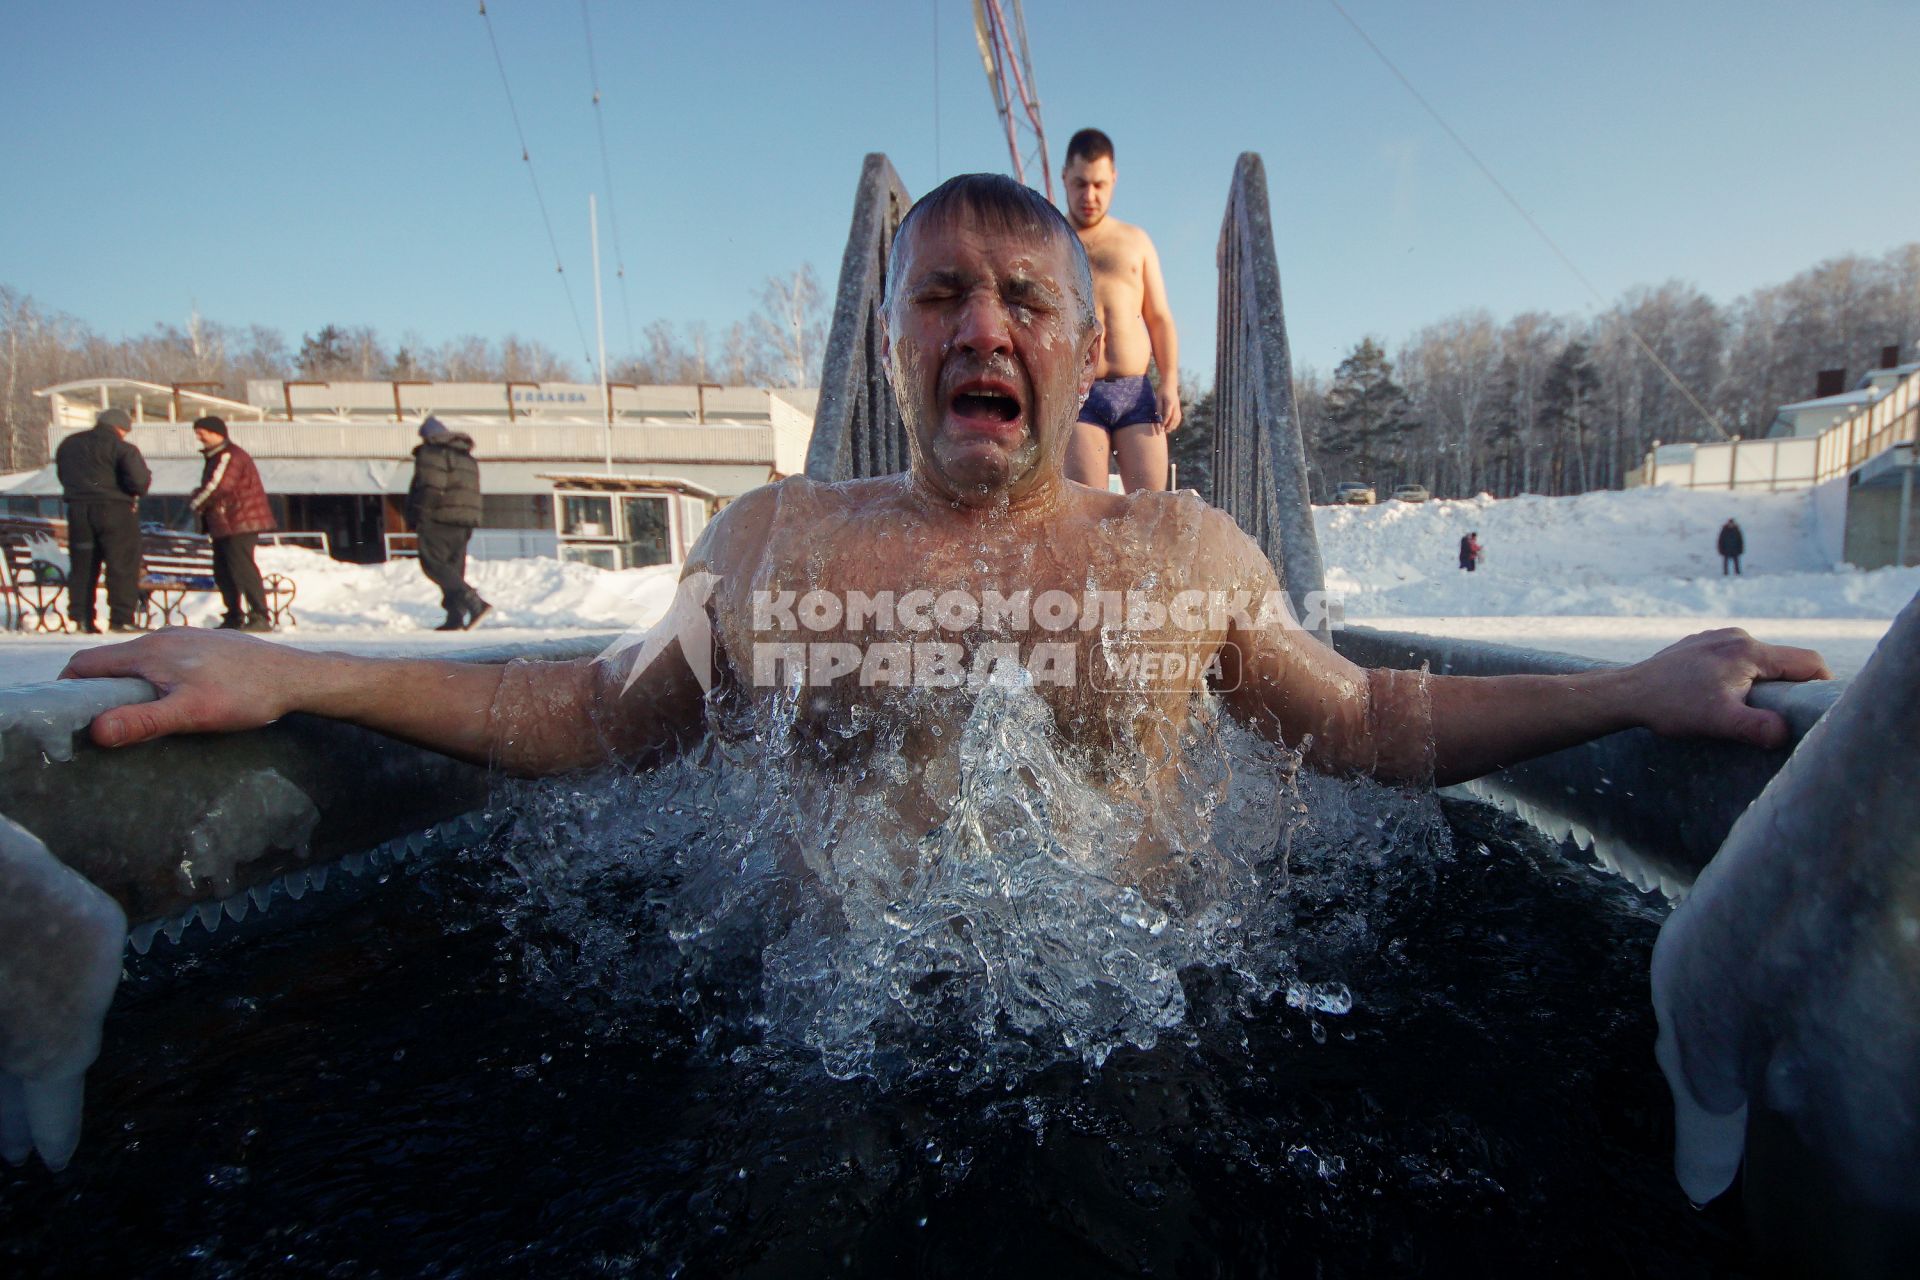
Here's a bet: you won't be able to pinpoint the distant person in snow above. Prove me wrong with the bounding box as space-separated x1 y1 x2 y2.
1458 531 1482 573
187 416 277 631
406 417 490 631
1718 518 1744 576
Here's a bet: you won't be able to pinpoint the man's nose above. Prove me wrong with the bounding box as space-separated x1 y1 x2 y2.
952 293 1014 357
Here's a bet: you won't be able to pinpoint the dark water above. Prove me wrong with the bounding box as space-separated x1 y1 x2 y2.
0 798 1755 1278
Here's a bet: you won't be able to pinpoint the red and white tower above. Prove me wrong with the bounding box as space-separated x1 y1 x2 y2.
972 0 1053 201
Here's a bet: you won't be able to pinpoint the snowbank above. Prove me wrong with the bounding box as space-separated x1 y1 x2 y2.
182 548 685 634
1316 487 1920 619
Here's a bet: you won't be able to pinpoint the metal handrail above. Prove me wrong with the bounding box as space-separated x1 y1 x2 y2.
805 154 913 481
1214 153 1329 636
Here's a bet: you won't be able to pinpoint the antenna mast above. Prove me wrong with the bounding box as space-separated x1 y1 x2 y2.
972 0 1053 200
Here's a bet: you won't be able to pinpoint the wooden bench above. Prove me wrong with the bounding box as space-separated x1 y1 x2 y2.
138 531 297 628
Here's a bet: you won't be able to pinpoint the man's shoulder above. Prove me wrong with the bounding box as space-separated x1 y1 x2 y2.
720 473 896 523
1089 486 1239 539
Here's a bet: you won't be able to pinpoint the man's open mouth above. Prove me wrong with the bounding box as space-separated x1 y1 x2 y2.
948 380 1024 427
952 392 1020 422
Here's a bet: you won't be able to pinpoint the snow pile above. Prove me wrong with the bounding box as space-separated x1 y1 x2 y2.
1315 487 1920 619
205 548 682 634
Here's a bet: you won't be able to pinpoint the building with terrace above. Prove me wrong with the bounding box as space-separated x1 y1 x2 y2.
5 378 816 566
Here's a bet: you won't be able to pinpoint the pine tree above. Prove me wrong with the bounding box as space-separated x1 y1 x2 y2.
297 324 353 378
1168 373 1214 499
1542 341 1600 494
1320 338 1418 490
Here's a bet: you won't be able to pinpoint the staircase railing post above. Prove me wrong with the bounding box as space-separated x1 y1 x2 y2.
1214 152 1329 639
807 154 913 482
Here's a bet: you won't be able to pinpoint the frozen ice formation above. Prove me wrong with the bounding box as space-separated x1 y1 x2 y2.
1652 589 1920 1215
0 677 156 769
0 813 127 1171
0 657 525 1169
180 768 321 898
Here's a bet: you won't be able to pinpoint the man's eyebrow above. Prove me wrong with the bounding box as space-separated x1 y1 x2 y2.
1003 272 1064 303
906 267 972 292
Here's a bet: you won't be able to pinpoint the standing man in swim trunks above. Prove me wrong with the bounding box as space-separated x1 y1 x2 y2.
1059 129 1182 494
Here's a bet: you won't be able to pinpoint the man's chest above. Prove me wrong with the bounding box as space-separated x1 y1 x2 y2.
1078 233 1142 291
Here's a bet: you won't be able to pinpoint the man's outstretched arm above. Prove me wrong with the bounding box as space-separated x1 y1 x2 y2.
1209 519 1830 783
60 598 710 777
57 486 781 773
1417 630 1829 783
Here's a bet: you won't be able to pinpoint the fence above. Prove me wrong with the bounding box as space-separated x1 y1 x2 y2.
1642 368 1919 491
259 531 330 555
804 154 913 482
1213 153 1328 635
383 529 558 562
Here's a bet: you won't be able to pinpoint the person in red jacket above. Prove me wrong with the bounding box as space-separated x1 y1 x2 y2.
188 416 278 631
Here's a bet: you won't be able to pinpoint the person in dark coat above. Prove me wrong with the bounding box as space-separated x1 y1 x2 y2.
188 416 278 631
1718 518 1745 576
406 417 489 630
55 407 151 632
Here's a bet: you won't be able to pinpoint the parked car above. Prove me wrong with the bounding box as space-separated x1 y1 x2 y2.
1391 484 1430 503
1333 481 1377 505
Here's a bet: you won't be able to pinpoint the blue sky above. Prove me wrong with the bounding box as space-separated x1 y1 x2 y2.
2 1 1914 381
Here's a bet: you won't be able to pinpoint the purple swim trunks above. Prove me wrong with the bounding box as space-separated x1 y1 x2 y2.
1078 374 1161 432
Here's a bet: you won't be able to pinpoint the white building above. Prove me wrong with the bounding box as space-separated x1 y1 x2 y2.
10 378 816 566
1767 359 1920 440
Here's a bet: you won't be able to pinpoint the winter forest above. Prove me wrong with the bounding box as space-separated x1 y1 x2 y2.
1273 243 1920 502
7 244 1918 500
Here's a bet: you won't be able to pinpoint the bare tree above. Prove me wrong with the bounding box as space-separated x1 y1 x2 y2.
750 265 826 387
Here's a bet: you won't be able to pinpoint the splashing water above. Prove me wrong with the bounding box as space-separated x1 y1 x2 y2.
490 662 1453 1089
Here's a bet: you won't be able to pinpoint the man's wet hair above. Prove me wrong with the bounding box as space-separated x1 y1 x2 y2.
1065 128 1114 166
885 173 1096 326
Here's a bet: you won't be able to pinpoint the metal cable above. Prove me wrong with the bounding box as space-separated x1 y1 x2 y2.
579 0 637 355
477 0 595 370
1326 0 1731 440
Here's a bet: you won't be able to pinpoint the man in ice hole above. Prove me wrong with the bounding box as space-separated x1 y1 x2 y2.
65 176 1829 832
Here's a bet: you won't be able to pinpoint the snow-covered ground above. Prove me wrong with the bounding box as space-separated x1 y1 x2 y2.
1317 486 1916 677
1 486 1912 685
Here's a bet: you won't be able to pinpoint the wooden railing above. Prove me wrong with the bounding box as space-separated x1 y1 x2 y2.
1815 368 1919 482
1643 368 1919 490
1213 153 1329 635
805 154 913 481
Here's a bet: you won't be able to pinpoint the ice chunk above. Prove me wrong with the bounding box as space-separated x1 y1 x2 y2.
179 768 320 898
0 814 127 1170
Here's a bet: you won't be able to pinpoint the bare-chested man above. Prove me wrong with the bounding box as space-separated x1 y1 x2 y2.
63 176 1826 854
1059 128 1182 494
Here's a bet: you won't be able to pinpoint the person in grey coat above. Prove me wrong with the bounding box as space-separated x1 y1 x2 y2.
405 417 489 630
55 407 151 632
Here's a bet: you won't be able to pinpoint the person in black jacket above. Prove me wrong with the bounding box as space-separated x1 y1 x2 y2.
406 417 489 630
1718 518 1745 576
55 407 151 632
